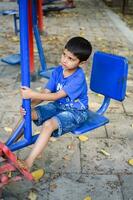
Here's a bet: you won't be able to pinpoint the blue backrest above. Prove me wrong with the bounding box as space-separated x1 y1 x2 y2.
90 51 128 101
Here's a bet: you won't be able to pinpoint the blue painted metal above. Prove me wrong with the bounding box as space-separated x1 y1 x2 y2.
39 67 55 79
72 110 109 135
6 119 25 147
96 97 110 115
0 10 17 15
8 134 39 152
42 0 61 5
19 0 32 143
0 10 19 35
0 9 20 65
1 54 20 65
32 0 54 79
32 0 47 72
4 0 53 151
42 0 75 15
6 50 128 146
2 0 128 149
72 51 128 135
0 2 53 78
13 13 19 35
43 5 67 14
6 0 32 151
90 51 128 101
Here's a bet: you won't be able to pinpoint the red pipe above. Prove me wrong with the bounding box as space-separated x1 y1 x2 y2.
37 0 44 33
28 0 35 74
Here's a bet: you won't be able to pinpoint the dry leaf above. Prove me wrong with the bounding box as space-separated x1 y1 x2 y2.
31 169 45 181
97 37 102 41
67 144 74 150
63 155 70 160
100 149 110 156
131 124 133 128
11 36 19 42
78 135 88 142
50 183 57 191
128 159 133 166
4 127 13 133
80 31 85 37
84 196 92 200
97 94 103 97
36 87 42 91
126 92 132 97
8 172 12 178
28 190 37 200
80 27 85 30
34 130 40 135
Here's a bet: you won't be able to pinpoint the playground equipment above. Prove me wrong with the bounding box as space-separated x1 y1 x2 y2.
32 0 55 79
0 142 33 190
0 0 75 79
42 0 75 15
72 51 128 134
0 0 128 194
0 0 54 79
0 10 19 35
0 10 20 65
103 0 133 14
0 50 128 193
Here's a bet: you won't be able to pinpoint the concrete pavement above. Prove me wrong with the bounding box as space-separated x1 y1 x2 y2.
0 0 133 199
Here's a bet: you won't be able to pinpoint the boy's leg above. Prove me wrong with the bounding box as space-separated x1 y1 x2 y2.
25 118 58 169
31 109 38 121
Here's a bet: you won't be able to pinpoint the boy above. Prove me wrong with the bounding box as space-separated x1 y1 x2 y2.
20 36 92 169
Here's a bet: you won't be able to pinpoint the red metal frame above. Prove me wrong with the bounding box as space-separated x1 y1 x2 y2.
28 0 35 74
0 142 33 190
37 0 44 33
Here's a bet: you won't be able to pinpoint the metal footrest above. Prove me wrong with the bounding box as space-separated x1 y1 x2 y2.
0 142 33 189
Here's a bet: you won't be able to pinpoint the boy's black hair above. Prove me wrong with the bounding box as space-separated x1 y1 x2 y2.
65 36 92 62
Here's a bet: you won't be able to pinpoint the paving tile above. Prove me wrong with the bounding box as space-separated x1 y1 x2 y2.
81 138 133 174
48 174 123 200
123 93 133 116
105 113 133 139
41 136 81 174
18 136 81 173
121 175 133 200
2 174 50 200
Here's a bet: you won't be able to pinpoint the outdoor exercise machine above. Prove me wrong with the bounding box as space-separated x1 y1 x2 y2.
0 10 19 35
0 0 128 193
0 9 20 65
42 0 75 15
0 0 55 79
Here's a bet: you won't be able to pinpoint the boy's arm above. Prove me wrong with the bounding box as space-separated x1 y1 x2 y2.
21 87 67 101
31 88 51 107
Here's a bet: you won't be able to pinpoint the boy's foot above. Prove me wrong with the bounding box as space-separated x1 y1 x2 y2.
17 159 45 181
17 158 30 171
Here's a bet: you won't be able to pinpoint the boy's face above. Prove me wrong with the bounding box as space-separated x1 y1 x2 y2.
61 49 81 71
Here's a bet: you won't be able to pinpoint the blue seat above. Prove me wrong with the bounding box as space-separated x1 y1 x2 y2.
1 54 20 65
72 51 128 135
0 10 19 35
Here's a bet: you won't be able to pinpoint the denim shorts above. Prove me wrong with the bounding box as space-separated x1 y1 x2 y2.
33 102 89 137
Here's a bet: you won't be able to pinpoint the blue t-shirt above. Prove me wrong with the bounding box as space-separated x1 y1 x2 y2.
45 65 88 110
